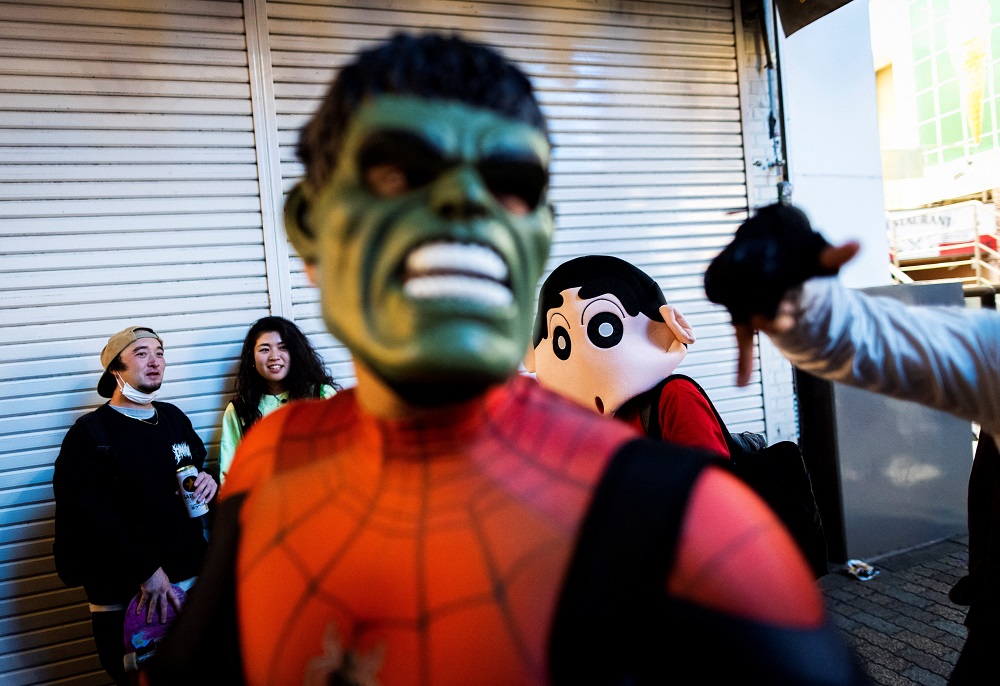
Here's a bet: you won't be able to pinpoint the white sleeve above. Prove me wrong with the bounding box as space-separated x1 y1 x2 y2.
769 278 1000 435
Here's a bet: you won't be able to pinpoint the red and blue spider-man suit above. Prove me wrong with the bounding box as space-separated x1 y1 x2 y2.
151 375 864 685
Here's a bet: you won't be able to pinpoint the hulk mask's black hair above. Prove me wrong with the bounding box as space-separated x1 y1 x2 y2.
533 255 668 348
298 32 549 189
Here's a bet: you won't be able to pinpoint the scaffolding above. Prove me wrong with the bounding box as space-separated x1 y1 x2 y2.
888 200 1000 286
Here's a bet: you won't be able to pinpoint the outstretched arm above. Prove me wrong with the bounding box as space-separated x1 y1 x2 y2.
706 203 1000 434
763 277 1000 435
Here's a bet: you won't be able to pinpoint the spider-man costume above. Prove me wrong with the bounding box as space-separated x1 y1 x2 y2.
151 376 862 685
151 35 865 686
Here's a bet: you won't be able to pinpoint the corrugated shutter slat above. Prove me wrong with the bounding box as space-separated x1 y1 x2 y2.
0 2 266 683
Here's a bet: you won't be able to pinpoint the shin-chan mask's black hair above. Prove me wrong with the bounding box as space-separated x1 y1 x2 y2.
533 255 667 348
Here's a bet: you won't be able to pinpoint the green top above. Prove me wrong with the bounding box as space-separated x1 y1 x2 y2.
218 384 336 482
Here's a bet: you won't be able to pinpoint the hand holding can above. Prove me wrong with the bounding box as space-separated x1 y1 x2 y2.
176 465 209 518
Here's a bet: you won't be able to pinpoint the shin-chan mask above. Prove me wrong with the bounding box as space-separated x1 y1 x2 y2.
526 255 695 416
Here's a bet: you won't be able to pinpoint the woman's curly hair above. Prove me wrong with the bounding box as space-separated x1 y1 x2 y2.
232 316 340 431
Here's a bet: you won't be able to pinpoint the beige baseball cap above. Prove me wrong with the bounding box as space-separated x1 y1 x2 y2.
97 326 163 398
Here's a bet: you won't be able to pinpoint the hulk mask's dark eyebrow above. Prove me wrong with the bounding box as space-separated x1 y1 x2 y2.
357 129 547 211
356 130 449 195
477 152 548 212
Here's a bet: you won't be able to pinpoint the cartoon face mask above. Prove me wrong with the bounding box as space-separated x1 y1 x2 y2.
526 256 695 416
285 95 554 402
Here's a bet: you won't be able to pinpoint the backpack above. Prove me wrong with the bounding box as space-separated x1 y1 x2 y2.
638 374 829 578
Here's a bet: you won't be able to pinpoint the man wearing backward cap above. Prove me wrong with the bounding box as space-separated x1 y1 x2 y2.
52 326 217 686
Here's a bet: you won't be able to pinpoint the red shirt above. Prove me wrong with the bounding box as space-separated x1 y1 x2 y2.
618 378 730 458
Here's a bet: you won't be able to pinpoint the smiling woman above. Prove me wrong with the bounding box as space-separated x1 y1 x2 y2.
218 316 339 482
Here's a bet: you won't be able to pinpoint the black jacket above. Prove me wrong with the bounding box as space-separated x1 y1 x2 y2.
53 402 208 605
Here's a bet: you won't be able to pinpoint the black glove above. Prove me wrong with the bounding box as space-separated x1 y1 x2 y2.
704 203 834 325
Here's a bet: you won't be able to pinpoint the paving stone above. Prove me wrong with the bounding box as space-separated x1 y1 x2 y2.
853 626 908 654
853 639 913 672
931 618 968 638
928 604 967 624
882 586 932 609
891 603 950 631
892 614 948 641
865 662 914 686
940 649 961 667
852 597 904 621
935 632 967 652
895 644 953 677
827 586 865 603
902 665 948 686
830 613 860 632
855 612 903 635
894 630 954 659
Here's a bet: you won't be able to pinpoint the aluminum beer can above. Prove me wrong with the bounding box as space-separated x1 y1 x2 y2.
176 465 209 518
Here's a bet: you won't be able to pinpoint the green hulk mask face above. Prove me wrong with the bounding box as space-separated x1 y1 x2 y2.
285 95 554 403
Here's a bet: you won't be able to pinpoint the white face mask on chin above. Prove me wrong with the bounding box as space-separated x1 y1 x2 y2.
114 372 161 404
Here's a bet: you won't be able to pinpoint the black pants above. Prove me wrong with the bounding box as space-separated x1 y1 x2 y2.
949 624 999 685
92 609 129 686
966 436 1000 600
948 436 1000 685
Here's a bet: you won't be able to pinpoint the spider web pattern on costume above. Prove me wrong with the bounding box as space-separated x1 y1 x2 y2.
226 376 638 686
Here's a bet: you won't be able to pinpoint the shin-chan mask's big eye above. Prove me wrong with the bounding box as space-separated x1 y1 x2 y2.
587 312 623 349
552 325 571 360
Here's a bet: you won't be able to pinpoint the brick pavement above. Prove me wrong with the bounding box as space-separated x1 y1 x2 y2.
819 535 971 686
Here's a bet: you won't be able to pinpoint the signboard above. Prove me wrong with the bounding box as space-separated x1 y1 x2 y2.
887 201 995 258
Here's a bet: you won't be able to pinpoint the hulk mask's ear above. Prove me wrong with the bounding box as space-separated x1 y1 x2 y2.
284 181 319 266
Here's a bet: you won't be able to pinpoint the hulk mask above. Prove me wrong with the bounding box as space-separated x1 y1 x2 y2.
285 95 554 403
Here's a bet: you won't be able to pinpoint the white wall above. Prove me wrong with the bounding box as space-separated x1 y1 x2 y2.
779 0 891 288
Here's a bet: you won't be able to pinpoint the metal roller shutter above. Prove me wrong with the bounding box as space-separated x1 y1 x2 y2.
0 2 780 683
266 0 762 427
0 1 268 683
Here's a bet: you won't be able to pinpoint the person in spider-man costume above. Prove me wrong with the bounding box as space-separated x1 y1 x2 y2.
148 34 867 686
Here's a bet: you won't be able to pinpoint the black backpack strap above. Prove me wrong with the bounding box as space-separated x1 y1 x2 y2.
636 379 668 438
637 374 748 454
78 410 112 458
548 439 708 684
